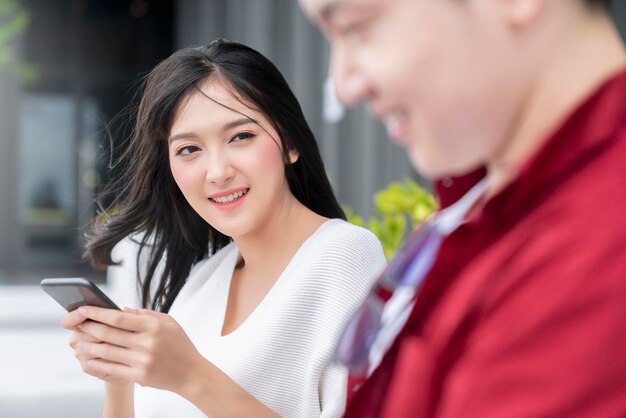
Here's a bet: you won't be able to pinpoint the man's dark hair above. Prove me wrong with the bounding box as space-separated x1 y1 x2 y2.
586 0 610 9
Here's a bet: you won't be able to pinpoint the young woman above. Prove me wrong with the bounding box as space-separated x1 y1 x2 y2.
61 39 386 418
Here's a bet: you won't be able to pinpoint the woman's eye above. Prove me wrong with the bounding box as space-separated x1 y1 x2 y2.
229 132 255 143
176 145 201 156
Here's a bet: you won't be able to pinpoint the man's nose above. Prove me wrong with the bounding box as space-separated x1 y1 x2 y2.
329 45 370 106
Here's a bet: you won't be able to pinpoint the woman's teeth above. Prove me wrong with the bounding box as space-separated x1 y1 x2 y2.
212 189 247 204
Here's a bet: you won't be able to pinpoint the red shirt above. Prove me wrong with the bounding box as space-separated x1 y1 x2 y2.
345 68 626 418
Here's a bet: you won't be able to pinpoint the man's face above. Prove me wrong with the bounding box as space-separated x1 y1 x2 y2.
301 0 530 178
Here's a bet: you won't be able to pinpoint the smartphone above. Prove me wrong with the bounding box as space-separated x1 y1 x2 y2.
40 277 120 312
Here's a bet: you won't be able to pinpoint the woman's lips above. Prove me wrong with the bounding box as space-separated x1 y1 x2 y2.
208 188 249 210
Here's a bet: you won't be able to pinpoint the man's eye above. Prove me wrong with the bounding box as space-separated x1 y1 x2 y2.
338 19 370 40
344 24 364 38
229 132 255 143
176 145 201 156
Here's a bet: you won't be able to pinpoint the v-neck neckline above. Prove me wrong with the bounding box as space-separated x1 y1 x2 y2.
216 218 340 339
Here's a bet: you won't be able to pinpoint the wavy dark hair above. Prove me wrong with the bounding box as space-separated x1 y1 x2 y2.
85 39 345 312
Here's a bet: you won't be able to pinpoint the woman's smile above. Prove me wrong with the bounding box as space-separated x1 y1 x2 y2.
208 187 250 210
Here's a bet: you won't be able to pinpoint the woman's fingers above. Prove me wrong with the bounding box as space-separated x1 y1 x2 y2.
85 358 136 383
69 307 193 389
76 340 138 367
60 309 88 330
78 306 148 332
68 329 101 350
64 308 146 386
72 341 133 385
73 308 163 358
78 320 136 348
74 340 148 385
70 334 107 379
69 329 103 373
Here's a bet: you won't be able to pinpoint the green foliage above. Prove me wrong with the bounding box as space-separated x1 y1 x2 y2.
345 178 437 259
0 0 36 83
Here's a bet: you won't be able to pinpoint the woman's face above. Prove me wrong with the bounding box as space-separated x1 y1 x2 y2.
168 79 299 239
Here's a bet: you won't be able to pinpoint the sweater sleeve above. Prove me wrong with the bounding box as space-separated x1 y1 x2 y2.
107 235 143 309
107 233 167 310
313 223 387 417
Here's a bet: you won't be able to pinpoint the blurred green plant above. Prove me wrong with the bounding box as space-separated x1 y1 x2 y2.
0 0 36 83
345 178 437 259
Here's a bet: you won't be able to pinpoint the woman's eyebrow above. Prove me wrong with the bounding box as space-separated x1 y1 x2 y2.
222 117 256 132
168 132 198 144
168 118 257 144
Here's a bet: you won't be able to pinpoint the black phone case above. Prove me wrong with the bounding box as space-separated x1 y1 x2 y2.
41 278 120 311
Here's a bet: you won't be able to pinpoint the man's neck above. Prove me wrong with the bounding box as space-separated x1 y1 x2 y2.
486 6 626 197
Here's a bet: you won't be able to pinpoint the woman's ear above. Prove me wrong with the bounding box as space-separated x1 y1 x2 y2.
288 147 299 164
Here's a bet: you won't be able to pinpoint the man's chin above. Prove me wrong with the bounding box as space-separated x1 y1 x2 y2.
408 148 481 181
407 147 438 179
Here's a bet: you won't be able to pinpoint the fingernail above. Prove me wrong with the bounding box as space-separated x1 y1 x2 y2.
78 307 88 316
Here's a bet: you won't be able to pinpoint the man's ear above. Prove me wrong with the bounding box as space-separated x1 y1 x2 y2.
500 0 549 28
288 147 300 164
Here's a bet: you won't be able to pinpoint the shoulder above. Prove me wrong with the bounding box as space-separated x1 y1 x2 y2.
305 219 386 275
294 219 386 293
310 218 385 258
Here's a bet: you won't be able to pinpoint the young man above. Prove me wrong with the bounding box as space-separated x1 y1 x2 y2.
300 0 626 416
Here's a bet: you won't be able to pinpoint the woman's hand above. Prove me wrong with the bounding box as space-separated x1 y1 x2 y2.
70 306 203 394
65 307 279 417
61 309 132 386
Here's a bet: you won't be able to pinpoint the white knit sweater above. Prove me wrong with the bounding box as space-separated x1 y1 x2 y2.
129 219 386 418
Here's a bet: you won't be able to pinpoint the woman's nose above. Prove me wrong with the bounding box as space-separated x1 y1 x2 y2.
205 153 235 185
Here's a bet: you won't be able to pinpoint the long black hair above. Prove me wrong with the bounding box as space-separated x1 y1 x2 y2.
85 39 345 312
